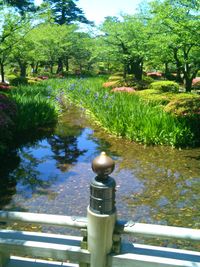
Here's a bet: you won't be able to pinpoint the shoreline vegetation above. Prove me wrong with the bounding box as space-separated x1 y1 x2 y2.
50 76 200 148
0 74 200 157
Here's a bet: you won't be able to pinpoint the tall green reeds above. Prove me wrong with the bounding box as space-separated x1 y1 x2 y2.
10 83 58 132
43 77 194 147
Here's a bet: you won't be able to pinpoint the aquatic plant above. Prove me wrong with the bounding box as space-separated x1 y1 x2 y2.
42 77 194 147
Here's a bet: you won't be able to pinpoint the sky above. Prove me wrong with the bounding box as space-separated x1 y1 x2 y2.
34 0 143 25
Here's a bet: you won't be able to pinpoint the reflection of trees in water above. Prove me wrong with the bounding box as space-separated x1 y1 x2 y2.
0 152 19 208
0 121 88 208
48 124 87 172
86 133 119 159
0 129 55 208
11 149 57 196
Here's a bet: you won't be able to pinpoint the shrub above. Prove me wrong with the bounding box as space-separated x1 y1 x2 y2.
10 77 28 86
0 83 11 92
108 75 123 81
136 76 154 90
0 94 18 155
111 87 136 93
103 81 120 88
192 78 200 90
147 72 163 79
0 94 17 120
164 98 200 116
150 81 179 93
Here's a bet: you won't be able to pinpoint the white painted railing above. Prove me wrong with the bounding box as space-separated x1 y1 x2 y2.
0 211 199 267
0 211 199 241
0 152 199 267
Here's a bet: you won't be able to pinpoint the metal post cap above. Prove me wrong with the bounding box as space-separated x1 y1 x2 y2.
92 152 115 178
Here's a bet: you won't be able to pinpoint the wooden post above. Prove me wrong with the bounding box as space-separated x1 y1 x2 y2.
87 152 117 267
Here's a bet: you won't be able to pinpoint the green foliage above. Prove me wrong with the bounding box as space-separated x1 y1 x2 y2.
148 0 200 92
136 75 154 90
106 74 154 90
43 77 194 147
108 75 123 81
10 83 58 132
136 89 200 105
150 81 180 93
10 77 28 86
1 0 37 15
43 0 91 25
164 98 200 116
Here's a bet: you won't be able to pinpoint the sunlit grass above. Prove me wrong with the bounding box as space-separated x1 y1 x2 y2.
10 83 58 132
43 77 194 147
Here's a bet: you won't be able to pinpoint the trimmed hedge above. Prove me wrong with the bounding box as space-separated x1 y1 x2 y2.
150 81 179 93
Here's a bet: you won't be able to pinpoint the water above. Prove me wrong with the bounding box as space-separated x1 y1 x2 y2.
0 104 199 250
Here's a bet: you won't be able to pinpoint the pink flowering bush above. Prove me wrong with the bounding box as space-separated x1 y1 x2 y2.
0 83 11 92
192 77 200 90
147 72 163 79
37 76 49 80
111 87 136 93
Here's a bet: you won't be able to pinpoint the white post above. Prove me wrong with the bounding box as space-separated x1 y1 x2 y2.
87 152 117 267
87 208 116 267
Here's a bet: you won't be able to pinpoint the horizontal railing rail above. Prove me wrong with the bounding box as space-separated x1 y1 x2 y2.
0 211 200 241
0 211 87 229
116 220 200 241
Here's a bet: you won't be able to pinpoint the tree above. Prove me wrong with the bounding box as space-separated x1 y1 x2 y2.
0 0 37 16
101 15 149 80
28 23 78 74
149 0 200 91
70 32 94 74
43 0 91 25
0 8 31 82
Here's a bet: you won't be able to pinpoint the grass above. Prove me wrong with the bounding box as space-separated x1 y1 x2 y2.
10 83 59 132
42 77 195 147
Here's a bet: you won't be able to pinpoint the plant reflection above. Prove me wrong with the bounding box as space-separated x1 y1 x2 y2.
48 123 87 172
0 152 19 208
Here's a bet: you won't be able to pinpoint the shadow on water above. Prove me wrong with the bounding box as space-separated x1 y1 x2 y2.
0 103 199 250
0 152 19 209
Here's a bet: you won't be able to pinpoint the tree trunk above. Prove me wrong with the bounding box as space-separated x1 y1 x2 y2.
65 57 69 74
184 77 193 92
57 57 63 74
0 62 5 83
183 63 195 92
123 63 128 79
19 63 27 78
164 62 170 78
50 63 54 74
131 59 143 81
183 47 195 92
173 48 183 83
35 62 39 74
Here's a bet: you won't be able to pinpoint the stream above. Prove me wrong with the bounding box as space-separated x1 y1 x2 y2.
0 103 199 250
